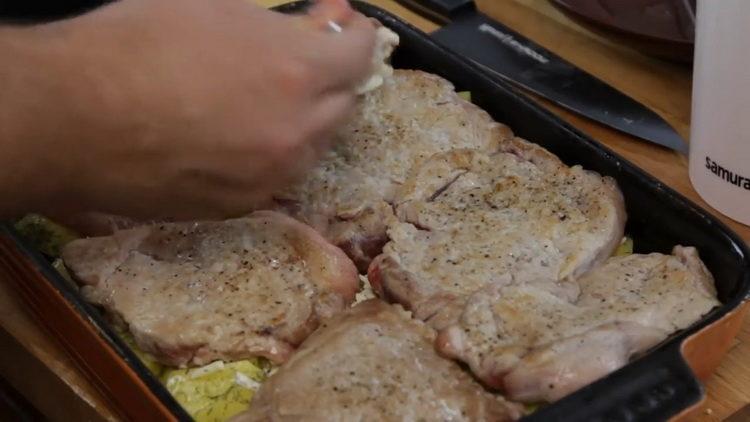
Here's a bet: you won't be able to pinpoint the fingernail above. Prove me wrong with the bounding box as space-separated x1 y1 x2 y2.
327 20 343 33
310 0 353 23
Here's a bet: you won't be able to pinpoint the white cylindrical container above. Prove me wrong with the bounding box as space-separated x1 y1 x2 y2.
689 0 750 225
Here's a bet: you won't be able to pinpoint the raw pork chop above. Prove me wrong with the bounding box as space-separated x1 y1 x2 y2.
233 299 523 422
61 211 359 367
369 143 626 327
437 246 719 403
275 69 514 271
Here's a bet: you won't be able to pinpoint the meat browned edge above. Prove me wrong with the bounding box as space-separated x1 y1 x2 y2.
53 70 514 275
368 142 627 328
274 69 514 272
435 246 719 402
61 210 359 367
232 299 523 422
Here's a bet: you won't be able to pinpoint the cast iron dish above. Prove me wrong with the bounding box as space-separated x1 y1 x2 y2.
0 2 747 421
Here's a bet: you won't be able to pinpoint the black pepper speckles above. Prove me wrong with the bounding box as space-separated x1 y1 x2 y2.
67 213 358 367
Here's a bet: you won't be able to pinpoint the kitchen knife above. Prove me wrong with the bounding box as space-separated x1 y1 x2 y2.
396 0 688 153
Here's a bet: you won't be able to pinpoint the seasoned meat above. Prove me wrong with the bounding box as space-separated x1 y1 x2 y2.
436 246 720 402
233 299 523 422
41 27 400 239
61 211 359 367
274 69 514 271
368 144 626 327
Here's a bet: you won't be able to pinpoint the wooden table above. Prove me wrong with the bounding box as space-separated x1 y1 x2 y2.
0 0 747 421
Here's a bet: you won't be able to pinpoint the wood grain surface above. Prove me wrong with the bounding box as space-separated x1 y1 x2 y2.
0 0 746 421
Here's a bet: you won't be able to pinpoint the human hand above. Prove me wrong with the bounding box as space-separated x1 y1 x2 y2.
1 0 375 220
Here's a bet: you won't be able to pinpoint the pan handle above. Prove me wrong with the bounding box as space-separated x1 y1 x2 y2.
522 345 703 422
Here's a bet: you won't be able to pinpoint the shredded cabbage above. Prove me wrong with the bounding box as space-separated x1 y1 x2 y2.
355 275 376 304
51 258 75 284
14 214 78 257
161 359 271 422
113 327 164 377
15 213 272 421
614 237 634 256
525 402 543 414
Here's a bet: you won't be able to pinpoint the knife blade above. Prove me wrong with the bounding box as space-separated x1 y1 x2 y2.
396 0 688 153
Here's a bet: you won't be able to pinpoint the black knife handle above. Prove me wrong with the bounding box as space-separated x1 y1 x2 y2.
397 0 475 23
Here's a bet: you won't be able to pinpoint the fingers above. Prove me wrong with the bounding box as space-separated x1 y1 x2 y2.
307 0 355 29
282 2 376 94
303 12 377 94
243 92 356 190
288 0 353 32
131 173 275 221
304 90 357 151
47 211 141 237
168 92 355 220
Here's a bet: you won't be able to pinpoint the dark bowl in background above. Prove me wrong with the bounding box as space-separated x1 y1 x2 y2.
550 0 695 64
